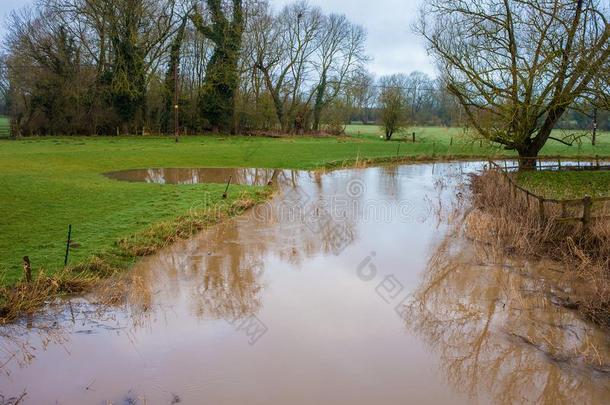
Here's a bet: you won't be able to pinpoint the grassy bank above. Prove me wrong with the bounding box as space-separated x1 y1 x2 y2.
517 170 610 199
0 190 268 322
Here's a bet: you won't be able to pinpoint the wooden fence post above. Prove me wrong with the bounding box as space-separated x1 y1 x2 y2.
223 176 233 199
538 198 546 223
582 195 592 232
64 225 72 266
23 256 32 283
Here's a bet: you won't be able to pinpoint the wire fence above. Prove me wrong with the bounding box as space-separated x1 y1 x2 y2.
488 158 610 231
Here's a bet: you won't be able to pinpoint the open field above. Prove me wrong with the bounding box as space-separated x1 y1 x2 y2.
1 130 610 287
345 124 610 157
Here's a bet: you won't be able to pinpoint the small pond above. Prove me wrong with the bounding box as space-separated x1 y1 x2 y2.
105 167 287 186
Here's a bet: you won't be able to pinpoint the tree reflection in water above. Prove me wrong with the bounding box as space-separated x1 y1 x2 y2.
140 173 358 321
405 222 610 404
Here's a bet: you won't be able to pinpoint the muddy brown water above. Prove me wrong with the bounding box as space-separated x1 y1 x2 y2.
104 168 285 186
1 162 609 404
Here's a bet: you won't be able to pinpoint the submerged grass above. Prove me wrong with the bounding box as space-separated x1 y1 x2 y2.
469 170 610 328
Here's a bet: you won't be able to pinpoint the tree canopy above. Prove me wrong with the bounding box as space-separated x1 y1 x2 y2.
417 0 610 165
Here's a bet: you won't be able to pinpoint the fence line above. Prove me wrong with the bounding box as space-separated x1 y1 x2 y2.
498 155 610 173
488 159 610 231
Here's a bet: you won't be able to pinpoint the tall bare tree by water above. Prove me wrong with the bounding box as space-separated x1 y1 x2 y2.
417 0 610 167
347 70 377 124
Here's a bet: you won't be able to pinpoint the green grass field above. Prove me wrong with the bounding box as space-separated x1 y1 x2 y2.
0 116 9 137
1 126 609 286
345 124 610 157
517 171 610 199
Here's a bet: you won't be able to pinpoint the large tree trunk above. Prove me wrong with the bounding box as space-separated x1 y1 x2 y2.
516 145 541 170
516 107 566 170
312 76 327 132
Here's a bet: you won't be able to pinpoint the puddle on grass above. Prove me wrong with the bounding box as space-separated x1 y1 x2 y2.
1 162 609 404
104 167 287 186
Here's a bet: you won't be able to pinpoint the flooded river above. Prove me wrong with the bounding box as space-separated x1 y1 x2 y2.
1 163 609 404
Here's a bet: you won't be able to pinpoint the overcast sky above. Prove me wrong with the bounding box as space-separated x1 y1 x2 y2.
0 0 435 77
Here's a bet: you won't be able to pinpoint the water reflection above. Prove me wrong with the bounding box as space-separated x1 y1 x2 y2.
104 167 289 186
1 162 609 404
127 171 363 322
405 209 610 404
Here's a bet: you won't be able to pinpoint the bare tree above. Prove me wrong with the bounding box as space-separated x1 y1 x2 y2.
378 74 409 141
404 71 435 123
417 0 610 167
347 70 377 124
309 13 367 131
251 1 322 132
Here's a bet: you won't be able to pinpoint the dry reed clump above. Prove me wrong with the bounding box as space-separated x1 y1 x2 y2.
468 170 610 328
0 267 106 325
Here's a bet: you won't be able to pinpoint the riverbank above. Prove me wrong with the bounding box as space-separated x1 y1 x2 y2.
0 189 270 323
469 170 610 328
1 132 609 321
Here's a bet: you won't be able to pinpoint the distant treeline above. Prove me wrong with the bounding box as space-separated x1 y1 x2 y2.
0 0 605 136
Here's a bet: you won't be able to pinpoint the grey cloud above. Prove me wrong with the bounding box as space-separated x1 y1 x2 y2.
274 0 435 76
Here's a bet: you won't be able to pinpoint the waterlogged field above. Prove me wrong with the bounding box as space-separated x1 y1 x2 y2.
0 129 609 285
